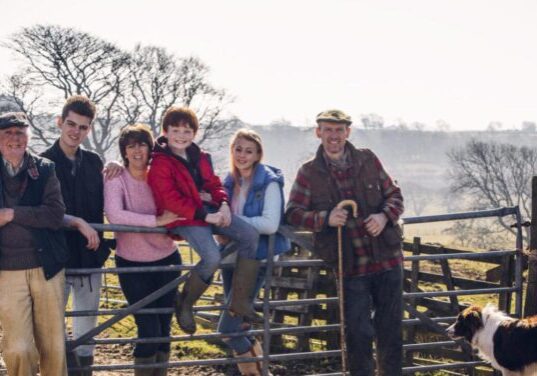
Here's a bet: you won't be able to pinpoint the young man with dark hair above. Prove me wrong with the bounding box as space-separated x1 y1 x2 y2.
286 109 405 376
0 112 68 375
41 95 113 375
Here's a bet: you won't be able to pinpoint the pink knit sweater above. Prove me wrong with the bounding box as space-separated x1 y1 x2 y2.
104 170 176 262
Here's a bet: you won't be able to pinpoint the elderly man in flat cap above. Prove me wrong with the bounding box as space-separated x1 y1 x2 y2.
286 110 404 376
0 112 68 376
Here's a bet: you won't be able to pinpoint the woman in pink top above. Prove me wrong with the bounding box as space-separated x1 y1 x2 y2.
104 124 180 375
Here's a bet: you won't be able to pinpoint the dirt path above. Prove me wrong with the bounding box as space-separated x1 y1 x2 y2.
92 344 339 375
0 336 338 375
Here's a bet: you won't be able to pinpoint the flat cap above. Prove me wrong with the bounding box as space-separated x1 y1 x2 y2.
0 112 30 130
315 109 352 126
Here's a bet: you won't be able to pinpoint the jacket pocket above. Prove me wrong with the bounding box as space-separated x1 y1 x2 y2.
313 230 338 264
380 223 403 246
364 182 383 208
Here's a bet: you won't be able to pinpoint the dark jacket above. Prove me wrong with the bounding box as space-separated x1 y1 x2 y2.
41 140 110 268
0 153 68 279
147 137 228 229
223 163 290 259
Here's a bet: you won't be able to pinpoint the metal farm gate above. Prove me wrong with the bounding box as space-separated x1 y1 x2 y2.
1 206 523 375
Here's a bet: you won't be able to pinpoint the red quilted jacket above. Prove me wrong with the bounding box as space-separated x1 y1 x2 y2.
147 138 228 229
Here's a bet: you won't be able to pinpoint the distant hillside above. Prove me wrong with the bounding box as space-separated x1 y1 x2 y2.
246 125 537 214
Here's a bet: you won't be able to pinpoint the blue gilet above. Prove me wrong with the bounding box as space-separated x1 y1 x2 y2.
223 163 290 260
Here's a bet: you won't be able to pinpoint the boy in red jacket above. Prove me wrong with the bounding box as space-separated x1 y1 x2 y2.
148 107 260 334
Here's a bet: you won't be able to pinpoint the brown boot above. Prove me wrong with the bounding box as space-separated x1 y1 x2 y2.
229 258 263 323
153 351 169 376
174 271 209 334
134 355 156 376
235 340 272 376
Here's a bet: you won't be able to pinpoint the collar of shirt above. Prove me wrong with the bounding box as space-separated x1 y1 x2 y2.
2 154 27 177
323 147 352 171
72 147 84 175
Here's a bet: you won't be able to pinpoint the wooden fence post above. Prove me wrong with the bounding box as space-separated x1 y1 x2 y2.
524 176 537 317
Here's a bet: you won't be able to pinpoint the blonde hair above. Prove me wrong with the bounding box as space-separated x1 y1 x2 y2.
229 128 263 183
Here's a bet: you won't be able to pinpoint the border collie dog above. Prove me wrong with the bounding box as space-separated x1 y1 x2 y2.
447 304 537 376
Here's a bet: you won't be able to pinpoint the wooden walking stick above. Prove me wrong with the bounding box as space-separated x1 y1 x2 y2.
335 199 358 375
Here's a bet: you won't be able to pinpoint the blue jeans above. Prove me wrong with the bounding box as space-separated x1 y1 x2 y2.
170 214 258 282
116 251 182 358
217 266 266 354
344 264 403 376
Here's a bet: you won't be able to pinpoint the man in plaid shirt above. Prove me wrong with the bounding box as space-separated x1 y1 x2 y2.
285 109 404 376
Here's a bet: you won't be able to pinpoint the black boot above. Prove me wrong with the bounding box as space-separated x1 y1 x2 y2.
67 350 81 376
153 351 170 376
229 258 264 323
134 355 156 376
79 355 94 376
174 271 209 334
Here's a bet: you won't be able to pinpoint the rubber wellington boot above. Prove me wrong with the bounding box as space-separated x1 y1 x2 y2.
235 340 273 376
153 351 170 376
78 355 94 376
174 271 209 334
229 258 263 323
67 350 81 376
134 355 156 376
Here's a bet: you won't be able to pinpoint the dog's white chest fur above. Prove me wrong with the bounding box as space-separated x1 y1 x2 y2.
472 306 515 373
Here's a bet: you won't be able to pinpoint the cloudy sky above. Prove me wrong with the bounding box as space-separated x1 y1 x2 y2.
0 0 535 130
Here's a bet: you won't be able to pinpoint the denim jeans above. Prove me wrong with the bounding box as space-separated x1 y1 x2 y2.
344 264 403 376
0 268 67 376
64 272 102 357
116 251 181 358
170 214 258 282
217 266 266 354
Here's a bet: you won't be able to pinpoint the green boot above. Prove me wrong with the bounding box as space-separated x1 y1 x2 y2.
229 258 264 323
79 355 94 376
153 351 170 376
174 271 209 334
134 355 156 376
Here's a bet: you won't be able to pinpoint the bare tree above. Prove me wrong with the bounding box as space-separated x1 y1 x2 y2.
435 120 451 132
406 191 429 216
118 44 184 134
448 139 537 240
521 121 537 133
402 181 433 216
0 72 58 152
120 45 234 145
0 94 22 113
409 122 426 131
442 220 510 249
2 25 234 158
486 121 503 132
360 113 384 129
3 24 130 158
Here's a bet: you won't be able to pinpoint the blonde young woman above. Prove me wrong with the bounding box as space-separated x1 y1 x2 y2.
217 128 290 375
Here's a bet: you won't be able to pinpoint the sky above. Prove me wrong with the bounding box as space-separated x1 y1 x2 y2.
0 0 535 130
